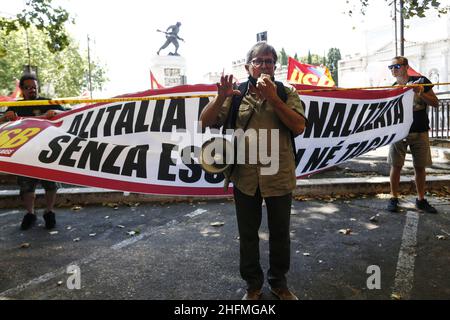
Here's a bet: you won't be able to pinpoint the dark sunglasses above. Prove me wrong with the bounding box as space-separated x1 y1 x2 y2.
388 64 405 70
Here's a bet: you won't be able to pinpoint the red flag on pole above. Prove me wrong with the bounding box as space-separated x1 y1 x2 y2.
407 66 422 77
150 71 164 89
0 80 21 101
287 57 335 87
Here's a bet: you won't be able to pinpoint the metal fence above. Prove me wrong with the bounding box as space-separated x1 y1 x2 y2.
430 93 450 139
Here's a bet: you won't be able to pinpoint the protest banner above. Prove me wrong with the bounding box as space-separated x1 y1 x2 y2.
0 84 413 195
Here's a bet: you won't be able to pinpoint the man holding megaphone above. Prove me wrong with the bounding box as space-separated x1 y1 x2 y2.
200 42 307 300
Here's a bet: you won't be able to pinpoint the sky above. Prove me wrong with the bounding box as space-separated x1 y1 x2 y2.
2 0 449 97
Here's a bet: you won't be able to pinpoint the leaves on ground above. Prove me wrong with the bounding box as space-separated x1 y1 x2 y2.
338 228 352 235
125 202 140 207
103 202 119 210
210 222 225 227
391 293 401 300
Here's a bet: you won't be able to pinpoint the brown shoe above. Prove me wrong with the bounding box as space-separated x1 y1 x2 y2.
270 287 298 300
242 289 262 300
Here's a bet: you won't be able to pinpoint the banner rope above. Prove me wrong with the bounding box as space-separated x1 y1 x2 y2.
296 82 449 93
1 82 448 108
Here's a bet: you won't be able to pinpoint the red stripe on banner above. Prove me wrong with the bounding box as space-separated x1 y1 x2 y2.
0 161 232 196
293 84 410 99
116 84 217 98
52 84 218 119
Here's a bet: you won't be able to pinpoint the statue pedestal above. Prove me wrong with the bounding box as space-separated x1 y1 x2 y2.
150 55 187 88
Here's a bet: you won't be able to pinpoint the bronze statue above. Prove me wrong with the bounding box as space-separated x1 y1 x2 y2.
157 22 184 56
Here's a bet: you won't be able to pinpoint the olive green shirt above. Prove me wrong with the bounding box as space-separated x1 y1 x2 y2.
215 85 306 197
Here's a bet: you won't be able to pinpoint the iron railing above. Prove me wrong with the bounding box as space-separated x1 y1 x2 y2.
430 93 450 139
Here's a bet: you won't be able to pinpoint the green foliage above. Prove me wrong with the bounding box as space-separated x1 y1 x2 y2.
299 52 324 65
347 0 449 19
327 48 341 85
0 0 73 53
0 26 108 98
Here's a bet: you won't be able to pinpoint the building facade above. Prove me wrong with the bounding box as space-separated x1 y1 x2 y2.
338 14 450 93
338 39 450 92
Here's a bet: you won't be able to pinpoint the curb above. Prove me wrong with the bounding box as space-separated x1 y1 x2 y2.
294 175 450 196
431 147 450 161
0 175 449 209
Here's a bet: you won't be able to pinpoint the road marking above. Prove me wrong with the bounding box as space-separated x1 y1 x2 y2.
0 218 180 298
185 208 207 218
392 211 419 300
111 219 177 250
0 210 20 217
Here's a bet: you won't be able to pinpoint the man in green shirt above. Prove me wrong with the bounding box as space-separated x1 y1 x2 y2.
200 42 307 300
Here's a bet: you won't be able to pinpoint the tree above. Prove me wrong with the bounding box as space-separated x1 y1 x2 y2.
347 0 449 18
0 26 107 98
294 53 299 61
322 54 327 66
327 48 341 85
0 0 73 53
347 1 449 56
279 47 288 66
300 52 323 65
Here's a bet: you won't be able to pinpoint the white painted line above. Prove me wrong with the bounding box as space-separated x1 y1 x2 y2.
0 210 20 217
392 211 419 300
185 208 207 218
0 218 179 298
111 220 177 250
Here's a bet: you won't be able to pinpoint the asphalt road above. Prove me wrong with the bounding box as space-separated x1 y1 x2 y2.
0 194 449 300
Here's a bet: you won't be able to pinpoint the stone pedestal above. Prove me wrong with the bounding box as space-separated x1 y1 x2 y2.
150 55 187 87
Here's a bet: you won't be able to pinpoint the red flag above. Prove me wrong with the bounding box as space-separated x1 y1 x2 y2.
10 80 21 99
407 66 422 77
0 80 21 101
150 71 164 89
287 57 335 87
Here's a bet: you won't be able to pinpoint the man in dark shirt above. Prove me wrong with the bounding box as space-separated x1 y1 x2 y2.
387 56 439 213
0 73 65 230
